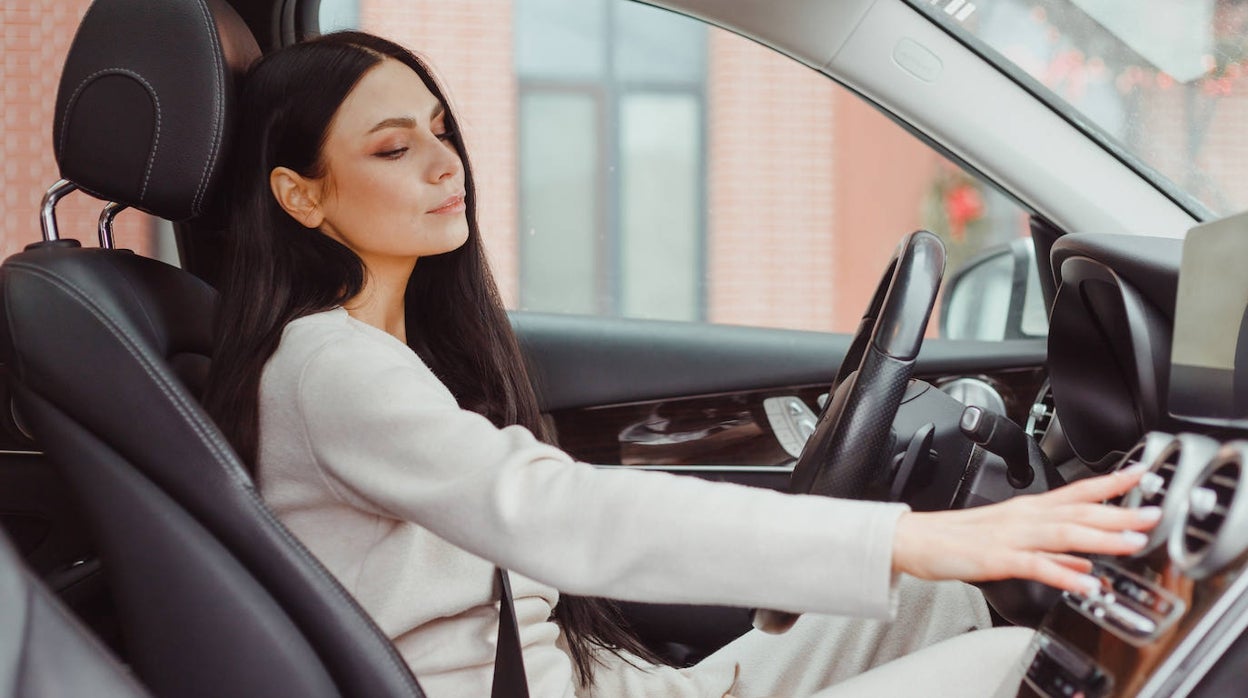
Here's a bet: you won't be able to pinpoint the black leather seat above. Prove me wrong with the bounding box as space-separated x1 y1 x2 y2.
0 528 150 698
0 0 424 696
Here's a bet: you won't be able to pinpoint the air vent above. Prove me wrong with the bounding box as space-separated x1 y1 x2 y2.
1182 462 1235 557
1024 382 1055 441
1113 432 1173 508
1139 450 1179 508
1171 443 1248 580
1131 433 1218 558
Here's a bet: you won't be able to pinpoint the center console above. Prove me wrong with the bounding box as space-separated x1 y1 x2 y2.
1019 433 1248 697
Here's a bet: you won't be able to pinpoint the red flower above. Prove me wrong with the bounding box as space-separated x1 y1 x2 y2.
945 183 984 241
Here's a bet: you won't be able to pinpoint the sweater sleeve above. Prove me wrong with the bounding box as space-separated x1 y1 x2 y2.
295 332 908 619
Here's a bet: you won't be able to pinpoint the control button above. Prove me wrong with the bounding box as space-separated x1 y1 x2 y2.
1190 486 1218 520
1104 603 1157 637
1063 560 1184 646
1138 471 1165 498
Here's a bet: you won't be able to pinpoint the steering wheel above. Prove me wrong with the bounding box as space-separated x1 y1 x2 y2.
789 230 946 500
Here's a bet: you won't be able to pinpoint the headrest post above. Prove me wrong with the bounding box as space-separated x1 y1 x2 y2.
97 202 127 249
40 179 78 242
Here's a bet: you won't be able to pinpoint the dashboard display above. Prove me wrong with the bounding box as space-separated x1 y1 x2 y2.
1169 211 1248 426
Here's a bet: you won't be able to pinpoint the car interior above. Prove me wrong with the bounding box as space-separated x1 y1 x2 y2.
3 0 1248 697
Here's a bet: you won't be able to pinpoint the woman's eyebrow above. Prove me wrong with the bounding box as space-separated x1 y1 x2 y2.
367 116 416 134
366 106 445 135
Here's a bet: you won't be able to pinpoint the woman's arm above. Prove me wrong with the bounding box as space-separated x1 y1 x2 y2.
290 328 1152 615
292 332 903 618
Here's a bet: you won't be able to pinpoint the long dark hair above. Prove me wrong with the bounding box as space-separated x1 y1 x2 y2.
202 31 666 684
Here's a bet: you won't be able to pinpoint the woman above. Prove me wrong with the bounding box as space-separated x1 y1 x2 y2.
204 31 1157 698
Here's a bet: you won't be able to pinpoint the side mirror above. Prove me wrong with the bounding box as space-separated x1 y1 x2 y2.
940 237 1049 340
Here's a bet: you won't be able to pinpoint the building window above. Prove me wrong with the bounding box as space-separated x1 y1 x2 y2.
515 0 707 320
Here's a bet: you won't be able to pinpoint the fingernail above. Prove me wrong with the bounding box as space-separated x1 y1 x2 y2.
1122 530 1149 548
1135 506 1163 522
1121 461 1151 475
1078 574 1102 596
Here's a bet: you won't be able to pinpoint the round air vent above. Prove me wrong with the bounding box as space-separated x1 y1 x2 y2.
1024 381 1056 441
1124 433 1217 557
1169 442 1248 580
1114 431 1174 508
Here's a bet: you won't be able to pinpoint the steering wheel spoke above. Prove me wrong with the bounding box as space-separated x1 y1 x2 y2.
789 230 946 501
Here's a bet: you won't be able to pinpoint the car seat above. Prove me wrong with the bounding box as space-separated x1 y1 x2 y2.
0 526 150 698
0 0 425 696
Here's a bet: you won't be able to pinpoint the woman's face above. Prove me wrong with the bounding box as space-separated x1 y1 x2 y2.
307 58 468 270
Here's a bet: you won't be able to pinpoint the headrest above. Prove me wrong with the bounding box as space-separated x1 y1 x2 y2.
53 0 261 222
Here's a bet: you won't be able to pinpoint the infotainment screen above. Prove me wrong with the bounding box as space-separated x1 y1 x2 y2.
1169 210 1248 426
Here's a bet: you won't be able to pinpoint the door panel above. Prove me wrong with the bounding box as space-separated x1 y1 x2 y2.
516 311 1047 480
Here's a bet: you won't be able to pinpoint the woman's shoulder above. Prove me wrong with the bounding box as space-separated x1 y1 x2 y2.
268 307 429 385
265 310 458 411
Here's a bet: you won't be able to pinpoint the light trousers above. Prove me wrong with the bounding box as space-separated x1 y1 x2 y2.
583 575 1034 697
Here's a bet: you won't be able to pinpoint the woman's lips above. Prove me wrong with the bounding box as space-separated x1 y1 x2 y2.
428 194 466 215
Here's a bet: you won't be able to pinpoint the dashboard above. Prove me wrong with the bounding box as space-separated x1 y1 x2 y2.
1016 222 1248 697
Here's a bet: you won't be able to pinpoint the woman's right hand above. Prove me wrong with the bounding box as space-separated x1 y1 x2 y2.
891 466 1160 595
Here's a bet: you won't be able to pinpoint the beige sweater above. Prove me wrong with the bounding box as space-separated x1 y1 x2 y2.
257 307 907 698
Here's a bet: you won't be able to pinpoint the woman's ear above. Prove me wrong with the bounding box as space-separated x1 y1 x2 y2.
270 167 325 229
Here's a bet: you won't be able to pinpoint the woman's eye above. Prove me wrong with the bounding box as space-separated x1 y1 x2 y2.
375 147 409 160
434 130 455 143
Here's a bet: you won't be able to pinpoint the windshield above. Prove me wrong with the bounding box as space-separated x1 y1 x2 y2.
911 0 1248 219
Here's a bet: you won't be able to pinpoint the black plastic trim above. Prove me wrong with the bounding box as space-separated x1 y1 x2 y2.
513 312 1046 412
1048 255 1173 464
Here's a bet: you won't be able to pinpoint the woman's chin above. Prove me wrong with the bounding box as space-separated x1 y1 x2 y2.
448 220 471 251
426 222 470 257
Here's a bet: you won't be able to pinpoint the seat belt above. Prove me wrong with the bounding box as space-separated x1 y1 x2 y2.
491 567 530 698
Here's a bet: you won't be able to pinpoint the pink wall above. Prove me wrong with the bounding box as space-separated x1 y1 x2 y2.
831 92 942 330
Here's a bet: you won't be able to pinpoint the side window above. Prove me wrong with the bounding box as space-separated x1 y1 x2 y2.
320 0 1043 338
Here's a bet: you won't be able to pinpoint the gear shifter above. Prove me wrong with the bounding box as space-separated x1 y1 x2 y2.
959 406 1036 489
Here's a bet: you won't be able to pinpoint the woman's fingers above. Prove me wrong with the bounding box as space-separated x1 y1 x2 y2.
891 468 1160 589
1016 553 1101 596
1055 502 1161 532
1045 524 1149 557
1045 467 1147 504
1037 552 1093 574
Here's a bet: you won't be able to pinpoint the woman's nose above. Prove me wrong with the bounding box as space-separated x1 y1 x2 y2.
427 138 462 183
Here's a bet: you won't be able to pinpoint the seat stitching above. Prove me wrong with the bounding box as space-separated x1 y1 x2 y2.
5 261 424 696
58 69 162 201
190 0 224 214
107 259 164 354
8 261 243 484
